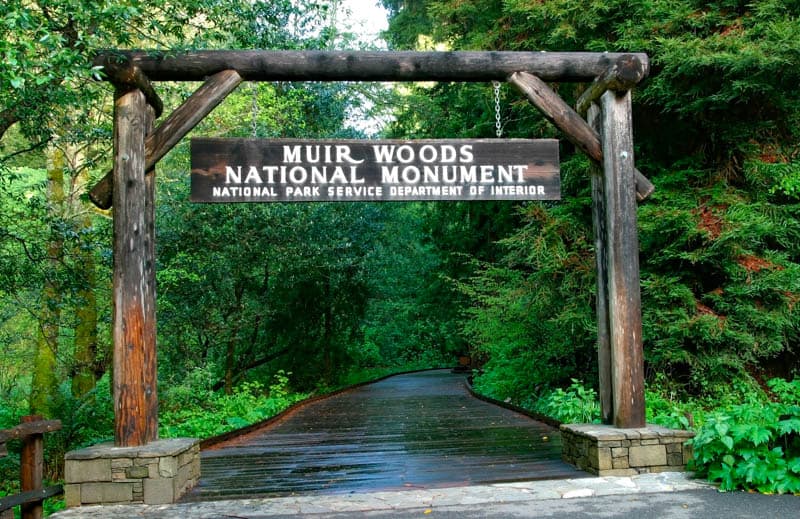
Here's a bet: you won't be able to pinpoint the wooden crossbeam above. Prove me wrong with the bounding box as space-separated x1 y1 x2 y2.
93 50 649 83
576 55 648 116
0 420 61 444
508 71 655 202
0 485 63 512
99 61 164 118
89 69 243 209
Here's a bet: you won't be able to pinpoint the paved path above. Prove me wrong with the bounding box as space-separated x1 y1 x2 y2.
188 369 583 500
56 472 798 519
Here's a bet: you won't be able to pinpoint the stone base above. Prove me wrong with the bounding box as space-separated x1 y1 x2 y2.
560 424 694 476
64 438 199 507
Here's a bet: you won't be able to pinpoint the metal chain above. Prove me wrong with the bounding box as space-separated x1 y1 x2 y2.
492 81 503 138
251 83 258 138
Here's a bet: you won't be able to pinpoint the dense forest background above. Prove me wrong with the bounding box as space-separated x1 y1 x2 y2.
1 0 799 500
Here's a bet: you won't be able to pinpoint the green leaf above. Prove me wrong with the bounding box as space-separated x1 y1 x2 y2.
721 435 734 451
777 418 800 436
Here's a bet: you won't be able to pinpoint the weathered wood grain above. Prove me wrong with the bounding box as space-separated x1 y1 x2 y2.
576 55 648 116
94 50 649 83
507 71 655 202
191 138 560 203
143 105 158 443
0 486 63 514
186 371 584 500
112 87 153 447
20 416 44 519
599 90 646 429
98 61 163 118
588 104 613 425
90 69 243 209
0 420 61 444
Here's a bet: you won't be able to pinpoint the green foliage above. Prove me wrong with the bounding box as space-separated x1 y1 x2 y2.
532 380 601 424
639 176 800 396
689 378 800 494
381 0 800 409
160 371 307 439
754 160 800 201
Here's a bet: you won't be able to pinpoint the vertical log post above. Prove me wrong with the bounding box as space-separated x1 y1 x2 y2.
113 86 156 446
20 416 43 519
599 90 646 428
588 104 613 425
143 105 159 442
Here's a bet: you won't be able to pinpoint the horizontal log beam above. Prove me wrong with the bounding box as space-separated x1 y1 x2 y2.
89 69 243 209
99 61 163 118
576 55 648 116
0 420 61 444
93 50 649 83
508 71 654 202
0 485 63 512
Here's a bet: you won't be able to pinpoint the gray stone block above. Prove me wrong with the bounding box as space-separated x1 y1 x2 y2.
65 438 199 460
81 482 133 504
668 452 684 466
159 456 178 478
111 458 133 469
629 445 667 467
612 457 630 469
64 484 81 507
126 465 150 479
589 446 612 471
665 442 683 453
144 477 175 505
65 458 111 483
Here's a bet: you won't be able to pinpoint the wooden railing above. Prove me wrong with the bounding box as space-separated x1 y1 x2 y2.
0 416 62 519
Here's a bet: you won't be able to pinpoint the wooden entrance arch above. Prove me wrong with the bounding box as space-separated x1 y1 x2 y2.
90 50 652 447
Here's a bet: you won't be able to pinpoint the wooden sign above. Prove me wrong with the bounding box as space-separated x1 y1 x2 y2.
191 138 560 202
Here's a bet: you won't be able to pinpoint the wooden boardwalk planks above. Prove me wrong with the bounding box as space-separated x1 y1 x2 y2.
184 370 585 500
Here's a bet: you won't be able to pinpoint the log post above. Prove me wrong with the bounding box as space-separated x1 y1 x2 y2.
588 104 613 425
112 85 156 446
20 416 43 519
143 105 158 442
599 90 646 428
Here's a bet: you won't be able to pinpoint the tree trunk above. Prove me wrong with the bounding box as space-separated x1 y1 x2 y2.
30 148 66 416
323 273 333 383
71 151 99 398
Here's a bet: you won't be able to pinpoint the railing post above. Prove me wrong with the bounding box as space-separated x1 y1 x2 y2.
20 415 43 519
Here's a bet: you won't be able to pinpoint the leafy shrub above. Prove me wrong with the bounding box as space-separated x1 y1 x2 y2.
533 379 601 424
689 378 800 494
644 387 709 431
160 371 307 439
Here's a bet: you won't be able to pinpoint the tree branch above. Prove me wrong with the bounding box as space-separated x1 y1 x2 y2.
0 138 51 163
211 346 291 392
0 108 20 141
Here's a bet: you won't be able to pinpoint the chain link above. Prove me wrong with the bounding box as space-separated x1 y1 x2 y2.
492 81 502 138
251 83 259 138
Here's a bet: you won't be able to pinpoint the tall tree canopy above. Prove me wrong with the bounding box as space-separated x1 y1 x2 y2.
380 0 800 400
